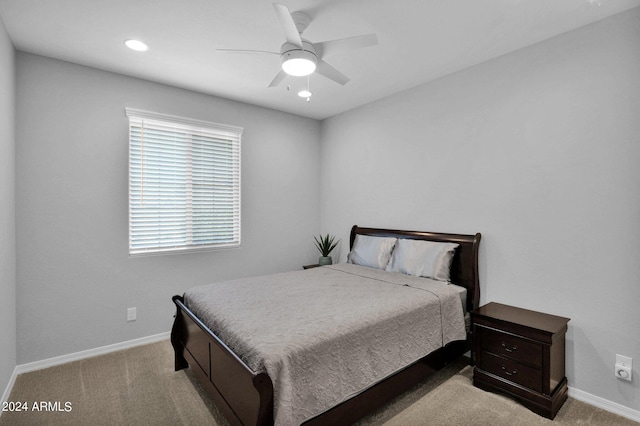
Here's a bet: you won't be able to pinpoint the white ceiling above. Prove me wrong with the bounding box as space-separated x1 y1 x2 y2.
1 0 639 120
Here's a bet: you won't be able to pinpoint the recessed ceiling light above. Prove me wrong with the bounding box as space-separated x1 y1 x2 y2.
125 39 149 52
297 89 312 98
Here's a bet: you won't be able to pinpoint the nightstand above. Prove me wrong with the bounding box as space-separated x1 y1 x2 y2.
303 264 321 269
471 302 570 419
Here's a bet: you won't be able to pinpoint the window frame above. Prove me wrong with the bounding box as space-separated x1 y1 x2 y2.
126 108 242 257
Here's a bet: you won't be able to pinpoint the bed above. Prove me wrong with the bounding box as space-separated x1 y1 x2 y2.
171 225 481 425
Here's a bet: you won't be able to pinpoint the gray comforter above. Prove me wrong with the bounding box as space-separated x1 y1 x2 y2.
184 263 466 425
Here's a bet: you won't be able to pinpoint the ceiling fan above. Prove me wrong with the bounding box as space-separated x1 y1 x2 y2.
218 3 378 89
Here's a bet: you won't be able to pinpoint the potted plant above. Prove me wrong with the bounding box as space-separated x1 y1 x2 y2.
314 234 339 266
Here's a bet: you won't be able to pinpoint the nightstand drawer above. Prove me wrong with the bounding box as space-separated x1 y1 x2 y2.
480 352 543 393
477 326 542 368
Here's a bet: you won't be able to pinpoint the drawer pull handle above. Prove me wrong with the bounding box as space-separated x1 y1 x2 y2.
501 365 518 376
501 342 517 352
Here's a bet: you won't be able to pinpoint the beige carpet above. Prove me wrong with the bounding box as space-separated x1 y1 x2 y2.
358 365 639 426
1 340 636 425
0 340 227 426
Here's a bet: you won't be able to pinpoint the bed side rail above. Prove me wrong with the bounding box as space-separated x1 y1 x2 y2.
171 295 274 426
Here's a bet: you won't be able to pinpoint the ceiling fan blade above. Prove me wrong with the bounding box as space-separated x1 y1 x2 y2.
316 60 350 86
268 69 288 88
217 49 279 55
273 3 303 48
315 34 378 58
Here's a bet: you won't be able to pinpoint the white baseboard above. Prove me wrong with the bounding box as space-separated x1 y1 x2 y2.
1 331 170 409
0 366 18 407
568 386 640 423
15 331 171 375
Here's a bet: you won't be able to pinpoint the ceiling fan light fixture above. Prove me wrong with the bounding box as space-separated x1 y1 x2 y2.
281 50 317 76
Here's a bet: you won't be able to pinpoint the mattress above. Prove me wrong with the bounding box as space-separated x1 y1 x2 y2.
184 263 466 425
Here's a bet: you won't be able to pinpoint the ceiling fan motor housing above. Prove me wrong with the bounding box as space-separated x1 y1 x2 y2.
291 11 312 34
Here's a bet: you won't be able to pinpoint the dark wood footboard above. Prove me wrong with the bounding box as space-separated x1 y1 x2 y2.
171 295 273 426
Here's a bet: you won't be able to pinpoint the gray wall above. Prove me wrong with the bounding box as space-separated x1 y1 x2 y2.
0 16 16 399
320 8 640 411
16 53 321 364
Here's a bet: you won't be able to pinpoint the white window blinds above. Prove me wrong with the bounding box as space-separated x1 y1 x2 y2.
126 108 242 256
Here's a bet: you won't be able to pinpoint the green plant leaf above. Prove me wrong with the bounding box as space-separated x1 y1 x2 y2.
313 234 340 256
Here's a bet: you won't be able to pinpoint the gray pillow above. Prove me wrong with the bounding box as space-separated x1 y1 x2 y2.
386 239 458 282
347 235 398 269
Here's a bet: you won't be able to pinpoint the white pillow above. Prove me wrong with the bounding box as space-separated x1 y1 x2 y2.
386 239 459 282
347 235 398 269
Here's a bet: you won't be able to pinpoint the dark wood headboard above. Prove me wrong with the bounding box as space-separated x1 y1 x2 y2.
350 225 481 312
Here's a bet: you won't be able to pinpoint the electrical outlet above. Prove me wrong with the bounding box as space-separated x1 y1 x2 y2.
616 354 632 367
127 307 137 322
615 354 632 382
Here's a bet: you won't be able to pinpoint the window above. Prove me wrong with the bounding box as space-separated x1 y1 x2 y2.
126 108 242 256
